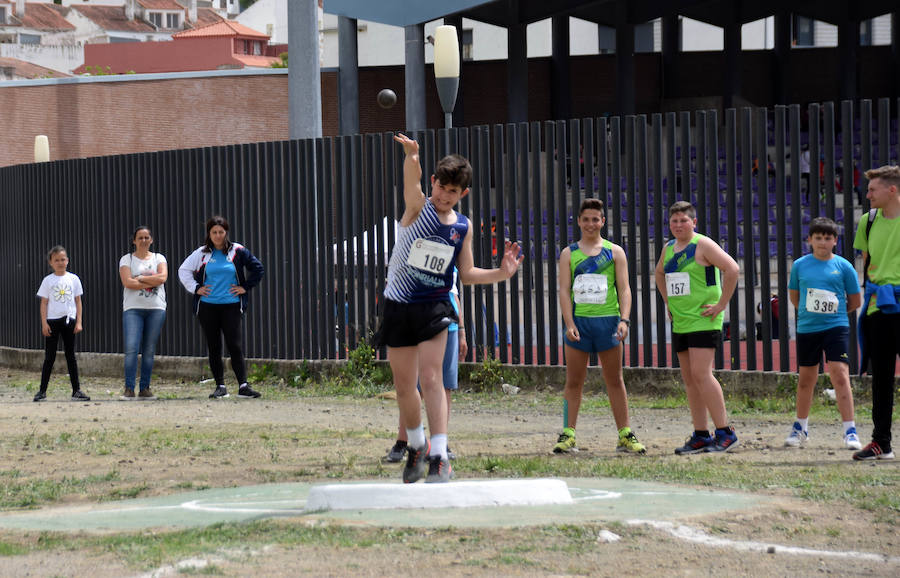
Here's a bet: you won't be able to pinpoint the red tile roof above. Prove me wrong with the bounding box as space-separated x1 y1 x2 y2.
137 0 185 10
72 5 157 33
195 7 225 27
4 3 75 31
0 56 69 79
233 54 281 68
173 20 269 40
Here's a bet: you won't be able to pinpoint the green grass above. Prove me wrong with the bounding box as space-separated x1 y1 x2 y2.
0 469 121 508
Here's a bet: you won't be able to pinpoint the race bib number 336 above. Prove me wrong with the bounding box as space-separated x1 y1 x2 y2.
806 288 839 314
407 239 454 275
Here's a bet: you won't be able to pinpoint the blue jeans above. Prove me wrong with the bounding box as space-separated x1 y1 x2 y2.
123 308 166 390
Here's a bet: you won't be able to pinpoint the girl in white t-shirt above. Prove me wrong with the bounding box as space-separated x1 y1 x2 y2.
34 246 89 402
118 226 168 399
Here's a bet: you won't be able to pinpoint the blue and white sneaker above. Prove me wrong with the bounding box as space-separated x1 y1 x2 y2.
707 426 739 452
843 428 862 451
674 432 715 455
784 422 808 447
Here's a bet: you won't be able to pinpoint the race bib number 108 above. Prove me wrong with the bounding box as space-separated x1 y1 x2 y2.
407 239 454 275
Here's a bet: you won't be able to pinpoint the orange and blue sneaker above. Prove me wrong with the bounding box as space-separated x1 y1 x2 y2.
674 431 715 455
425 455 453 483
707 426 739 452
402 441 430 483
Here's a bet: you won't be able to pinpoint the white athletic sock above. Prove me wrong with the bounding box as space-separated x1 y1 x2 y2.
843 420 856 433
406 425 426 450
430 434 448 459
797 417 808 431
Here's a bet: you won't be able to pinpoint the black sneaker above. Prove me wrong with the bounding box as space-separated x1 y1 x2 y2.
447 446 457 461
425 455 453 483
385 440 407 463
209 385 229 399
33 391 47 402
853 441 895 461
71 390 90 401
237 385 261 399
402 441 430 484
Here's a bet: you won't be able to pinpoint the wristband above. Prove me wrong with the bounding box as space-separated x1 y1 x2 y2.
619 319 630 326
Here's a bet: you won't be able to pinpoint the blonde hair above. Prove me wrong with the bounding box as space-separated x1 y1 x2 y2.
864 165 900 189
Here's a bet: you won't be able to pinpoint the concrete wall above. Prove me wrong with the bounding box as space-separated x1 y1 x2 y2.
0 345 870 398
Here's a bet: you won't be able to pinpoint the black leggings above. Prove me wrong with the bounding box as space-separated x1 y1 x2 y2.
864 311 900 448
198 301 247 385
40 317 80 392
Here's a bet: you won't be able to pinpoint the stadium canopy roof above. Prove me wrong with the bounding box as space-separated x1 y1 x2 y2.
325 0 898 28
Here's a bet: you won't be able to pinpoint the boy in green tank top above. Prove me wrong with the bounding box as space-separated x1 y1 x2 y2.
552 198 645 455
655 201 741 454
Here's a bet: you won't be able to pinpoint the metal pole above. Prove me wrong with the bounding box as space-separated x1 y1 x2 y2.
288 0 322 139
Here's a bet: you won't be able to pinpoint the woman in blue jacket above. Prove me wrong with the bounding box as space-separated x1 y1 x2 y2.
178 216 264 399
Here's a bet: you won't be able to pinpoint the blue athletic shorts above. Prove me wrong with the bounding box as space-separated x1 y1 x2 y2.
796 326 850 366
564 316 620 353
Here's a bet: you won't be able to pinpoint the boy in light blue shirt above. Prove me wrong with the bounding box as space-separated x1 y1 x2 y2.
786 217 862 449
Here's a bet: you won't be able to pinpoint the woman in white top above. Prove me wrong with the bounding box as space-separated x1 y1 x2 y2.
119 226 167 399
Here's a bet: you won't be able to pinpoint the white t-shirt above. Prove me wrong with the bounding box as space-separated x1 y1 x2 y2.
119 252 167 311
36 271 83 321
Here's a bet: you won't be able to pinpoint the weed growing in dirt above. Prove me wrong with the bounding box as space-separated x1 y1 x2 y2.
468 352 507 391
248 363 278 385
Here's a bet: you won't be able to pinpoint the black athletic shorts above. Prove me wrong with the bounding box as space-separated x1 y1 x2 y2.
672 330 722 352
796 326 850 367
375 298 457 348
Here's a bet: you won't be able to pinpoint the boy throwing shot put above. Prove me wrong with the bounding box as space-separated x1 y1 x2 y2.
377 133 523 483
786 217 862 449
655 201 740 454
553 198 645 455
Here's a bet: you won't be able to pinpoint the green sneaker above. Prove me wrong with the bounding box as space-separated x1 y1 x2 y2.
553 428 577 453
616 427 646 454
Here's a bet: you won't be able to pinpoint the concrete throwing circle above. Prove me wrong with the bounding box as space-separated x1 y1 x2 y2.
0 478 763 532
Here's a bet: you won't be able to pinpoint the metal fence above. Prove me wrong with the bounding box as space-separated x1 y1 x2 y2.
1 98 898 370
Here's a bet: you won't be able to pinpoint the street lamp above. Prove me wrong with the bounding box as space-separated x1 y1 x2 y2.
433 25 460 129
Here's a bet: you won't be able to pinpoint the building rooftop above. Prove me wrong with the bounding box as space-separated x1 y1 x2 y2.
137 0 185 9
72 5 157 33
0 56 69 79
173 20 269 39
1 2 75 31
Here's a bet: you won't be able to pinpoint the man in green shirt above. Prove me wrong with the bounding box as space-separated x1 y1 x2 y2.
852 165 900 461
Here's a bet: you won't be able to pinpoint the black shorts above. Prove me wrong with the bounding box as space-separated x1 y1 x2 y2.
375 298 457 348
796 326 850 367
672 330 721 352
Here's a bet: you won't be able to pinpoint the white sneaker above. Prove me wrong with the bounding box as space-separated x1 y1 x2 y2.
843 428 862 450
784 422 808 447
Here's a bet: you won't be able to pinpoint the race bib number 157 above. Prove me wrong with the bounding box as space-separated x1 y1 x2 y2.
665 272 691 297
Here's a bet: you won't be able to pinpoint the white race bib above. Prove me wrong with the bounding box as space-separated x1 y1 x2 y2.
573 274 609 305
805 288 839 314
407 239 453 275
666 272 691 297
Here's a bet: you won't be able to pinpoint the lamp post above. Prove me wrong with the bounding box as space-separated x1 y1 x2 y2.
433 25 460 129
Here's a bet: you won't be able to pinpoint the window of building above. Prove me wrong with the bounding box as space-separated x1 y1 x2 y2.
859 19 873 46
0 6 6 24
793 15 814 47
166 13 181 29
148 12 162 28
461 28 473 61
253 41 262 56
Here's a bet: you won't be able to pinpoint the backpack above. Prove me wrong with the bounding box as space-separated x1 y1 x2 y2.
863 209 876 286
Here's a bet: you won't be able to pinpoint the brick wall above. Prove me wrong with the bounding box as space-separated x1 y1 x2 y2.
1 47 893 168
1 73 293 167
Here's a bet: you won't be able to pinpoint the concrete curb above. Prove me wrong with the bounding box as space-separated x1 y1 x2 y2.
0 346 870 398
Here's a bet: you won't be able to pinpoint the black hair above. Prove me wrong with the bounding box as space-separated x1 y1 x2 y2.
807 217 840 238
578 197 605 216
203 216 233 253
434 154 473 189
668 201 696 220
47 245 66 261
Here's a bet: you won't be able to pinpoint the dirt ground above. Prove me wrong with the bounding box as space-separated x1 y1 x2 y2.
0 368 898 577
